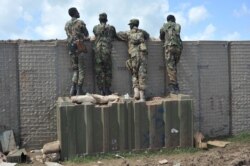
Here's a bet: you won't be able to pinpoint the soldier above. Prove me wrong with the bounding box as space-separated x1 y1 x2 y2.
117 19 149 101
160 14 183 94
93 13 116 95
65 7 89 96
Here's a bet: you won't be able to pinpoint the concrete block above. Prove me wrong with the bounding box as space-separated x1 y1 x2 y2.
117 102 128 151
163 99 180 148
57 97 71 160
133 101 149 150
57 95 194 157
147 102 165 149
179 99 193 147
101 103 119 152
126 101 135 150
57 97 89 158
92 106 103 153
75 105 86 155
84 104 95 154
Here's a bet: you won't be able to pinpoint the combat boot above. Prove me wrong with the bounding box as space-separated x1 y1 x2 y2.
70 83 77 97
174 83 180 94
104 87 112 96
76 84 85 96
168 83 176 94
99 87 105 96
139 90 145 102
133 87 140 100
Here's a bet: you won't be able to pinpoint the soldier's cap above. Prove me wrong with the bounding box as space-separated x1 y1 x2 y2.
128 19 139 26
99 13 108 21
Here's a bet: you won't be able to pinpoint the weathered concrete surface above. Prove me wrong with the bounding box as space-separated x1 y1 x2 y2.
1 40 250 148
57 95 193 158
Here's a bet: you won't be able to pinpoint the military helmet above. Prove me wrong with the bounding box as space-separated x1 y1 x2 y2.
128 19 139 26
99 13 108 21
167 15 176 22
68 7 78 17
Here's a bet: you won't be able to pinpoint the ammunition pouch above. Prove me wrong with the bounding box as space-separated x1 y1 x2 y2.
68 42 77 54
139 42 147 51
75 40 88 53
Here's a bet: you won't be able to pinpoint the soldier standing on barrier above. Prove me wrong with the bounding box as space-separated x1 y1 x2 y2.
160 14 183 94
93 13 117 95
117 19 149 101
65 7 89 96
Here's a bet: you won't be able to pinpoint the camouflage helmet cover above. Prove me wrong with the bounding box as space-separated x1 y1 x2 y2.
99 13 108 21
167 15 176 22
128 19 139 26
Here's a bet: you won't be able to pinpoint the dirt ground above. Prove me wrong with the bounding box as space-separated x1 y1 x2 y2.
63 142 250 166
16 142 250 166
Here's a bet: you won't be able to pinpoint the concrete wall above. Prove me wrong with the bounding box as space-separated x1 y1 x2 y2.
230 41 250 134
0 40 249 148
57 96 193 158
0 42 19 144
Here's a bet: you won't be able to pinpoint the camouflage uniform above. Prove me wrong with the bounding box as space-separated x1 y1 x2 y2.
65 17 89 95
93 13 116 95
160 17 182 93
117 19 149 100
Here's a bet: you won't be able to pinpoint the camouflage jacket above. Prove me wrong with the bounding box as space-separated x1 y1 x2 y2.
117 27 149 57
65 17 89 43
160 21 182 49
93 23 116 50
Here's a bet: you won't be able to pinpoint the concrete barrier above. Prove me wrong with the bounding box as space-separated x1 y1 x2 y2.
57 95 193 159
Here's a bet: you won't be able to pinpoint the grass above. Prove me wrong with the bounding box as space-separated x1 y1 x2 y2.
65 132 250 164
225 132 250 143
65 147 200 164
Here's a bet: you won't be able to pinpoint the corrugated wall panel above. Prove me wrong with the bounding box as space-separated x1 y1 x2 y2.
146 41 165 97
198 41 230 136
56 41 94 95
0 42 19 142
55 41 72 96
111 41 131 95
18 42 57 148
178 41 200 131
230 41 250 134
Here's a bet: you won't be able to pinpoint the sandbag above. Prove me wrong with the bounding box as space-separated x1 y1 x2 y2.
71 94 96 104
42 141 60 154
91 94 109 104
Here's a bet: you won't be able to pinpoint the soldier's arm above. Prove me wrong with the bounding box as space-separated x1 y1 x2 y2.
110 26 117 40
159 27 165 41
93 25 98 37
78 20 89 38
64 22 70 38
141 30 150 40
175 24 181 35
116 31 128 41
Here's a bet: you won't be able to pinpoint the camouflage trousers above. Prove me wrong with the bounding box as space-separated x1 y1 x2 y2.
94 49 112 90
165 45 182 85
70 52 85 85
126 52 147 90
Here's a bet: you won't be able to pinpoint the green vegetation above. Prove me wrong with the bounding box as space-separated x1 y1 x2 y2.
65 132 250 164
66 147 200 164
225 132 250 143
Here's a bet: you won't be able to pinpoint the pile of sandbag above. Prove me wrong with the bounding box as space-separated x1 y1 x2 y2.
71 93 120 104
38 141 61 163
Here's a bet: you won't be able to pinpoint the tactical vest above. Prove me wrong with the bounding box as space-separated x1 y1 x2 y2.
128 29 146 56
163 22 182 49
95 24 114 43
66 19 84 42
